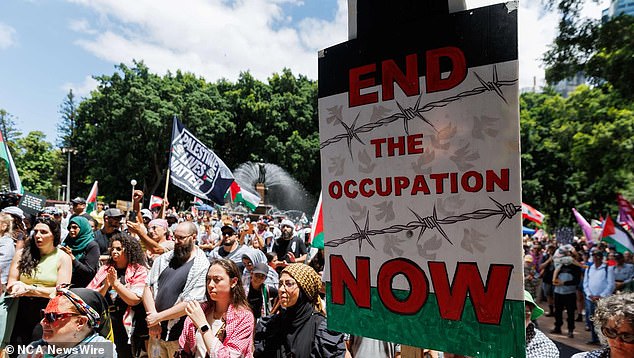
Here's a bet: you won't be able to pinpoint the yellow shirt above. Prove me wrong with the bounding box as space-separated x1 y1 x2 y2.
19 248 61 287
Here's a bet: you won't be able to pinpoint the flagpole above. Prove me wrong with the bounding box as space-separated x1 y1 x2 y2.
162 168 170 219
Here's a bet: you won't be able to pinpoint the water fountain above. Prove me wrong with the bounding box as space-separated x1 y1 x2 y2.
232 162 316 219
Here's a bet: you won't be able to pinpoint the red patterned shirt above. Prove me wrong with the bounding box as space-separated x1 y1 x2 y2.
179 302 255 358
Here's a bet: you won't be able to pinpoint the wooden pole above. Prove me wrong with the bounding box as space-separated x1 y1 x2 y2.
161 168 170 219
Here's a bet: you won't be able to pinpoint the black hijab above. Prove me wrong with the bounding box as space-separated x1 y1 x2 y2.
278 289 317 357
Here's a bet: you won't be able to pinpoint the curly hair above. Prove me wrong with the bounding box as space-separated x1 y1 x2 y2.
593 292 634 343
205 258 250 311
18 218 61 277
107 232 147 267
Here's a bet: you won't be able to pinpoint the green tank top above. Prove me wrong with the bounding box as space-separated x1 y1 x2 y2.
20 248 61 287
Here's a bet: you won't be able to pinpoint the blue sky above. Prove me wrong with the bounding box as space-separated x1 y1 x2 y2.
0 0 605 145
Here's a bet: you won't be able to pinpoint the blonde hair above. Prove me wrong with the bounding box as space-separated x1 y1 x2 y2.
0 213 13 236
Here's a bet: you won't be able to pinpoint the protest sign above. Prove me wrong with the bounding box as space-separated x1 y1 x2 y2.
116 200 132 212
169 117 234 204
555 227 574 245
18 192 46 216
318 2 524 357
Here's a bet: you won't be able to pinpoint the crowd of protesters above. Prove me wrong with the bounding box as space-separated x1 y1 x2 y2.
0 189 632 357
522 231 634 357
0 191 354 358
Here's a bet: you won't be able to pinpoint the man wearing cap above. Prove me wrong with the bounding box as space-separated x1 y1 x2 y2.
524 290 559 357
208 225 251 272
93 208 124 257
246 262 278 320
141 209 154 227
583 247 615 344
143 222 209 358
271 219 307 273
70 197 87 216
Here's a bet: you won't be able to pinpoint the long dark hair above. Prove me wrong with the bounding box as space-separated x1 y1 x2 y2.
18 218 61 277
206 259 250 311
107 232 147 267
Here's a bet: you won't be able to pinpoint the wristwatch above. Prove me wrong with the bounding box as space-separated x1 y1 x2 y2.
199 324 210 333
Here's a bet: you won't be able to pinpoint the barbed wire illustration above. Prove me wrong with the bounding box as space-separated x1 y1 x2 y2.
320 66 517 156
325 197 520 250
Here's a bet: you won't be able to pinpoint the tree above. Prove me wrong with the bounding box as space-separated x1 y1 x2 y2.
0 109 22 151
14 131 63 198
543 0 634 98
58 89 78 148
520 85 634 229
70 62 319 207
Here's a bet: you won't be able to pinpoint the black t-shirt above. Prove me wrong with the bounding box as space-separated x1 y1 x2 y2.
272 236 307 263
155 258 195 341
93 229 120 255
247 284 278 319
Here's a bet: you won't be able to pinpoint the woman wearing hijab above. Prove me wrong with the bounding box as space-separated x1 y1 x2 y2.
254 263 346 358
60 216 100 288
19 286 116 357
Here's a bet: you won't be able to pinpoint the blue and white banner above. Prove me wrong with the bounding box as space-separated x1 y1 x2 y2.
170 117 234 204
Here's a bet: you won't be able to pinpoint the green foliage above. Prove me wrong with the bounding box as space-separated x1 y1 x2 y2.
69 62 318 206
543 0 634 98
14 131 63 198
520 85 634 229
58 89 78 148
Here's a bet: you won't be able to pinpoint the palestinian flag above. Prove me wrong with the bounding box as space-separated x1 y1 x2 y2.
150 195 163 209
0 130 22 194
86 181 98 213
310 193 324 249
228 182 260 211
193 197 203 206
602 215 634 253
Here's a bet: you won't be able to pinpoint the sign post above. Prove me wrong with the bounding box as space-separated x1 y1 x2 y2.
318 1 524 357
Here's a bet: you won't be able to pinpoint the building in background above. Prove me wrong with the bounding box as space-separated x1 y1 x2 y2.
602 0 634 21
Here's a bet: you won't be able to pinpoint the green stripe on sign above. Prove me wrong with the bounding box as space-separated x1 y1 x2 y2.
326 283 526 358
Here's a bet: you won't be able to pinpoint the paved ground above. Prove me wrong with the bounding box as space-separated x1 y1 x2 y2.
535 309 604 358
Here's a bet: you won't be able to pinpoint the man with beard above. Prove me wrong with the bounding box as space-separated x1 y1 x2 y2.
271 219 307 274
93 208 124 258
208 224 251 272
143 222 209 358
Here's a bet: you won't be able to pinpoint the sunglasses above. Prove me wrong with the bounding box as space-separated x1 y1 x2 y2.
601 327 634 343
40 309 79 324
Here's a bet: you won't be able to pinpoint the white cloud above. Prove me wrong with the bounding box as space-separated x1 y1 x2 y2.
67 0 605 89
0 22 17 49
61 75 99 97
69 18 98 35
67 0 348 82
